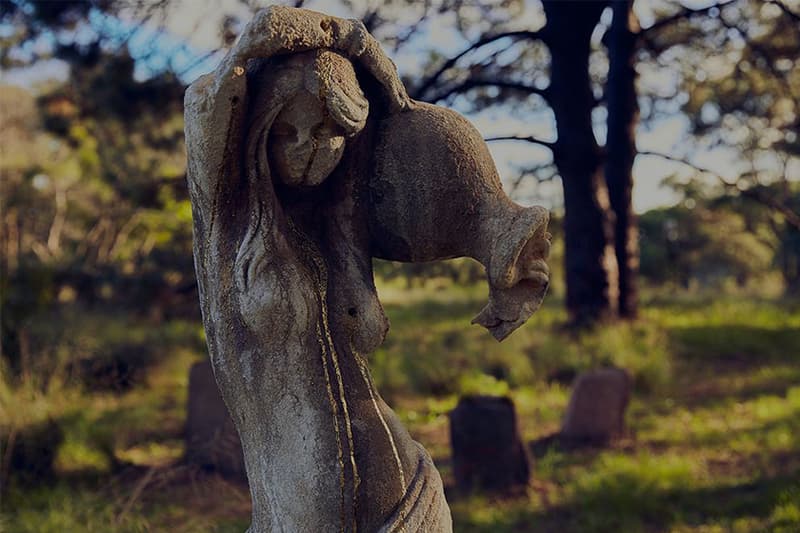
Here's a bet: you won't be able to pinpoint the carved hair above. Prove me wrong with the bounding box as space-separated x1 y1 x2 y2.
235 50 369 327
309 49 369 135
270 49 369 136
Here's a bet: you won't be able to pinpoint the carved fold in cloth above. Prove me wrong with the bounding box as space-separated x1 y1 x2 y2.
379 444 452 533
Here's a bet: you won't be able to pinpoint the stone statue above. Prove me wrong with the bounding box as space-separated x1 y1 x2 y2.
184 6 550 532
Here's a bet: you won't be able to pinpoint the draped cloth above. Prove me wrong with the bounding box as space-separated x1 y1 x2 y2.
379 444 452 532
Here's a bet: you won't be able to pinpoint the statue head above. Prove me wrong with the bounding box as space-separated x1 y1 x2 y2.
268 50 369 187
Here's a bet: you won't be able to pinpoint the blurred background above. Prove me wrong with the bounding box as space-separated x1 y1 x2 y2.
1 0 798 531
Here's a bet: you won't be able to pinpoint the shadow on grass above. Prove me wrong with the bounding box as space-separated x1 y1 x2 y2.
667 324 800 409
2 396 188 493
534 471 800 533
3 462 251 533
669 325 800 365
682 410 800 452
450 469 800 533
671 367 800 411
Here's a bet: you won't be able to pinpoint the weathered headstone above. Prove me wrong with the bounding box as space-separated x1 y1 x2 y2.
449 396 530 492
5 419 63 485
184 6 551 531
185 360 246 481
561 367 631 442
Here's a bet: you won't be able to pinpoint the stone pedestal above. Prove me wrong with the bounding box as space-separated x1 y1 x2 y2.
449 395 530 492
185 360 246 481
561 367 631 442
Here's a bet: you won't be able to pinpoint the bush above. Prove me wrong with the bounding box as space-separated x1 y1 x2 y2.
4 419 64 486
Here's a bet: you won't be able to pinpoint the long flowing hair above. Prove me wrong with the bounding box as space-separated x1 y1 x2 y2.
234 50 369 303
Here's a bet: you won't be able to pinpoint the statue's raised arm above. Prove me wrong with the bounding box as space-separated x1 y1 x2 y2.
185 6 408 227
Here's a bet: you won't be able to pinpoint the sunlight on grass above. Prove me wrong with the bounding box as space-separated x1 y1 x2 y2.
572 453 697 519
2 286 799 532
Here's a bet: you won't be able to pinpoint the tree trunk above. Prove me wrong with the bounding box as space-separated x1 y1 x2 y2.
605 0 640 318
781 225 800 295
543 0 617 325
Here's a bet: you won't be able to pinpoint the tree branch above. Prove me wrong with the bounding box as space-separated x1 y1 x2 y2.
178 48 219 78
639 0 740 35
509 163 558 196
639 150 800 230
767 0 800 24
412 30 543 100
717 16 799 101
425 78 550 104
485 135 555 150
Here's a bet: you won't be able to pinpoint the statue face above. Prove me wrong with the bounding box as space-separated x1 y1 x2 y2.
269 90 347 187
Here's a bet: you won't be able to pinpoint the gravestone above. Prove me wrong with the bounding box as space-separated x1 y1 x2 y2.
5 419 63 485
449 396 530 492
184 6 551 531
185 360 246 480
561 367 631 442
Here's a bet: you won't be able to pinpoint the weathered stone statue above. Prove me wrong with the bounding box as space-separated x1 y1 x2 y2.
184 6 550 532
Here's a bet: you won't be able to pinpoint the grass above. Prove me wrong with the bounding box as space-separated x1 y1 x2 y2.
1 280 799 532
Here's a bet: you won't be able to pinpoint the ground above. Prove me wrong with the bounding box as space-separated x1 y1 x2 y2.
2 279 799 532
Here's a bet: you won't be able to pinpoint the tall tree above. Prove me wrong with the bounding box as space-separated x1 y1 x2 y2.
605 0 640 318
411 1 619 325
542 0 617 324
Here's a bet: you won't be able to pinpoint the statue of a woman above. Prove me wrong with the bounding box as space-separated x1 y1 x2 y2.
184 7 550 532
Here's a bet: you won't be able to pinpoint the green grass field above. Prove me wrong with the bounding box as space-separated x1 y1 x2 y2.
2 280 799 532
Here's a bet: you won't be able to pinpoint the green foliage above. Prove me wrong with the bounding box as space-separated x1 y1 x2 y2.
639 0 800 301
373 281 671 397
570 453 696 531
5 483 150 533
374 258 487 287
639 201 777 290
1 55 195 374
644 0 799 158
2 285 799 532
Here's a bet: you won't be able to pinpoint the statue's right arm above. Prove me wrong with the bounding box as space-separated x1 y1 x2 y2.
184 7 409 223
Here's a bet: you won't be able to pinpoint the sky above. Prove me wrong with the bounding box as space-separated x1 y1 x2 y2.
1 0 776 214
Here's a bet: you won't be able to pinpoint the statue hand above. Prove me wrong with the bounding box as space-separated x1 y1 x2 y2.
327 18 370 57
329 18 411 112
230 7 410 111
233 6 335 61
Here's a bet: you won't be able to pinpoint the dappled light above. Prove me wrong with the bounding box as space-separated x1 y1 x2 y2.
2 0 799 532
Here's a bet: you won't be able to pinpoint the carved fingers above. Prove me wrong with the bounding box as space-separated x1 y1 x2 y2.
233 7 410 112
327 17 370 57
332 20 411 112
233 8 374 62
233 6 335 61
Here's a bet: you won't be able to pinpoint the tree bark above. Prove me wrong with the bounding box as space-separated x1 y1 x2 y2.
543 0 617 325
605 0 640 318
